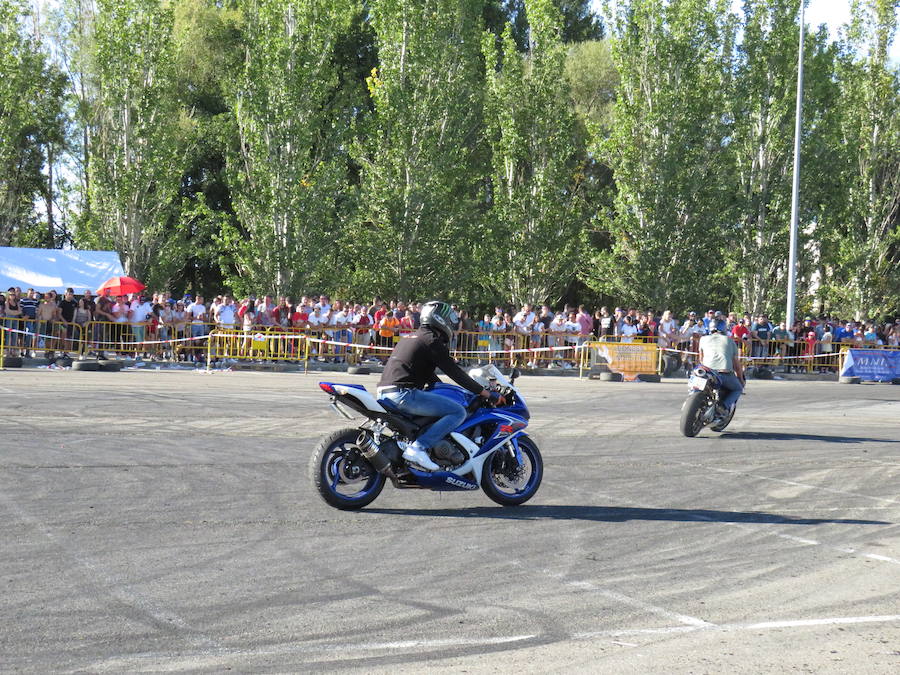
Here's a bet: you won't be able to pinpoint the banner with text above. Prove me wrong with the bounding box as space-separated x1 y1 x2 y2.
840 349 900 381
590 342 659 377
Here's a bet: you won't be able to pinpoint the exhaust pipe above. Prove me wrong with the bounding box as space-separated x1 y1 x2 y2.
357 433 396 478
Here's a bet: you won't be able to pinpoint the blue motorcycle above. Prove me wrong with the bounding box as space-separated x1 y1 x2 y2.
310 365 543 510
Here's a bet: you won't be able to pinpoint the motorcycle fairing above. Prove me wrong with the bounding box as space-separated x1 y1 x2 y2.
406 466 479 491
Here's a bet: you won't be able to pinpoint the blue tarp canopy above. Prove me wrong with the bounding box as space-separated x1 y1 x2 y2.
0 247 126 294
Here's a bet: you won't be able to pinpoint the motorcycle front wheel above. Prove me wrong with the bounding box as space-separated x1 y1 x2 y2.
481 435 543 506
680 391 709 437
309 428 386 510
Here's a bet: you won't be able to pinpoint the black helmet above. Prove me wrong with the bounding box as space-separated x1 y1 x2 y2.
420 300 459 342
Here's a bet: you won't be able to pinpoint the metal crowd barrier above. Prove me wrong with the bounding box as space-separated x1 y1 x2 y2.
1 316 85 358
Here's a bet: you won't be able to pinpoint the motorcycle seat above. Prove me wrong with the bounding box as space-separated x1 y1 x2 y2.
377 396 440 426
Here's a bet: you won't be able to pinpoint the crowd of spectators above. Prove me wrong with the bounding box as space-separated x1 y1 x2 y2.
2 286 899 368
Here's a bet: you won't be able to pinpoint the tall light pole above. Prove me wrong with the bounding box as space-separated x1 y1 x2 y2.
786 0 806 326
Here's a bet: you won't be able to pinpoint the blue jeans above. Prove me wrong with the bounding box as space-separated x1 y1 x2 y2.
717 372 743 410
382 388 467 450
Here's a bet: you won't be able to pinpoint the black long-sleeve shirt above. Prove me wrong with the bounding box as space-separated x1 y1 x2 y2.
378 327 486 395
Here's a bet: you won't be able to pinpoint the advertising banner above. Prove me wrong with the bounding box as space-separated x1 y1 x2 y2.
840 349 900 381
591 341 658 378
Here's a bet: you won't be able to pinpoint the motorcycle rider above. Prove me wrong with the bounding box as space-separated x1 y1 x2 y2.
376 300 502 471
698 321 745 422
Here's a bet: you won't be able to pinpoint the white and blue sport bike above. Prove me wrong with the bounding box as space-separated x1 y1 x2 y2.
310 365 543 510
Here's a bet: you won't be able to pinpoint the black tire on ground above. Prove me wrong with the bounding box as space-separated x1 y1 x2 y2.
480 435 543 506
637 373 661 383
679 391 708 437
662 354 681 377
99 360 123 372
753 366 774 380
54 356 73 368
346 366 371 375
839 375 861 384
2 356 23 368
891 378 900 385
72 360 100 371
309 428 386 510
597 371 623 382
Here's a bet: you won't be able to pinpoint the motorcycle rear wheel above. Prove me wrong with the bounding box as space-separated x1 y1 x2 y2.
309 428 386 510
680 391 708 437
481 436 543 506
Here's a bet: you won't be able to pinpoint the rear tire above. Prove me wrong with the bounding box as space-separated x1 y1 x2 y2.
839 375 861 384
309 428 386 510
597 371 623 382
680 392 708 437
481 436 543 506
72 360 100 371
99 360 123 372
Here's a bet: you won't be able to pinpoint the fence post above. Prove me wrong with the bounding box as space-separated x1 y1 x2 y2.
1 325 5 368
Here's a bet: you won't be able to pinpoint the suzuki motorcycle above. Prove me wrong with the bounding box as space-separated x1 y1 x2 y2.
310 365 543 510
679 365 736 437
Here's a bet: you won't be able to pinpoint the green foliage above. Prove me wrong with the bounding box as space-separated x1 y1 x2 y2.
482 0 589 307
0 0 67 247
224 0 359 297
592 0 736 311
819 0 900 319
351 0 488 303
1 0 898 316
85 0 190 288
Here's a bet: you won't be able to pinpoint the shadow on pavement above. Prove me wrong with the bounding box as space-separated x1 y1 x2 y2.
364 505 890 526
718 431 899 444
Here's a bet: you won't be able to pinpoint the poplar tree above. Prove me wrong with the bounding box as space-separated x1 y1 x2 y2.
352 0 486 301
225 0 358 297
482 0 587 306
86 0 188 284
593 0 736 310
0 0 66 247
824 0 900 318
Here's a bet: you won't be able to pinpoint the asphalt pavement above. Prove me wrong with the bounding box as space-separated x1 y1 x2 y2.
1 369 898 673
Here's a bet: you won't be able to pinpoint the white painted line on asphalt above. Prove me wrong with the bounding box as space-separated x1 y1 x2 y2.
736 615 900 630
575 614 900 640
87 634 539 671
568 581 713 628
777 534 819 545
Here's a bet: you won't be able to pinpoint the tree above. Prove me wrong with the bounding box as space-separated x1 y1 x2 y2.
822 0 900 318
85 0 189 286
352 0 487 301
591 0 736 310
726 0 813 316
224 0 359 297
0 0 67 247
481 0 588 306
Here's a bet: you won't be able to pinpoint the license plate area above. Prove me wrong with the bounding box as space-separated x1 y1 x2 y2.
689 375 709 390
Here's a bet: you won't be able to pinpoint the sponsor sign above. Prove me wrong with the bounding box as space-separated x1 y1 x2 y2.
840 349 900 381
591 341 659 378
